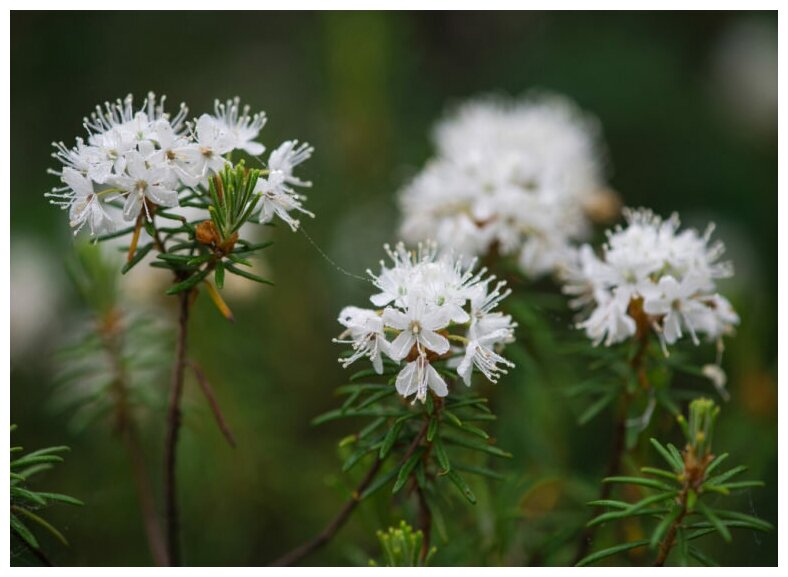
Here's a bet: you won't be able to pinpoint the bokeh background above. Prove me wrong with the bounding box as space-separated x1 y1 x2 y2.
10 11 777 566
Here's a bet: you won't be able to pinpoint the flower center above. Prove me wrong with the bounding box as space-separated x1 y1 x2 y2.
409 320 422 335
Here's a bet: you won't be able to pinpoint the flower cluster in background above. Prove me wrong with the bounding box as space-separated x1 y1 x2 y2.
46 93 314 236
398 94 613 277
335 243 516 403
561 208 739 351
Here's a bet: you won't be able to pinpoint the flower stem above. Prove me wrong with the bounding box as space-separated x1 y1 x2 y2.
416 485 432 564
271 418 431 566
102 311 168 566
572 333 649 565
654 489 689 566
270 458 383 567
164 290 192 566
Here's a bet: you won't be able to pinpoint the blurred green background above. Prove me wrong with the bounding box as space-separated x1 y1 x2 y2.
10 11 776 566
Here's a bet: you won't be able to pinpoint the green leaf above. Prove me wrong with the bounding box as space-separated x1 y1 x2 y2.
165 269 210 295
392 450 423 494
335 383 391 395
588 506 669 528
641 466 680 482
379 421 404 460
11 487 47 506
577 391 617 425
183 253 213 267
341 389 362 412
602 476 674 491
215 260 225 289
442 434 512 459
696 501 732 543
688 547 719 566
10 513 39 549
96 225 136 242
360 465 399 500
121 243 154 274
705 453 729 476
650 438 683 472
712 510 773 532
711 480 765 491
575 539 650 567
650 503 683 549
703 465 747 487
234 240 273 253
358 417 387 439
311 408 405 426
426 417 438 442
444 397 489 411
442 410 462 427
35 492 84 506
350 368 398 382
443 418 489 440
453 463 505 481
434 436 451 474
446 470 476 504
342 444 380 473
225 263 273 285
355 388 396 411
13 507 69 545
587 499 631 510
667 443 685 469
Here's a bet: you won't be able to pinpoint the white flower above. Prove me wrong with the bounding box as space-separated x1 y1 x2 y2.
45 168 115 236
48 92 316 237
398 94 608 277
184 114 234 177
395 355 449 404
255 171 314 231
335 242 515 403
562 208 739 352
268 140 313 185
110 151 179 221
210 97 267 156
335 307 389 374
255 141 315 231
457 327 515 386
383 294 452 361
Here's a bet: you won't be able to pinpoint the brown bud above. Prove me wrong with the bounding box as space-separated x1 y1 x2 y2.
196 220 220 246
583 187 622 224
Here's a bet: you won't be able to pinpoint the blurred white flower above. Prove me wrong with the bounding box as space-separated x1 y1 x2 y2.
711 18 777 137
399 93 610 277
11 239 61 362
335 242 516 404
561 208 739 352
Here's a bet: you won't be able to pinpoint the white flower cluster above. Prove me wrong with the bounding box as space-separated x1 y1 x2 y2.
562 208 739 352
398 94 609 277
46 93 314 236
335 243 516 404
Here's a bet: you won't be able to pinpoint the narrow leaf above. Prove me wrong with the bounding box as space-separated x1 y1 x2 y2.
575 539 650 567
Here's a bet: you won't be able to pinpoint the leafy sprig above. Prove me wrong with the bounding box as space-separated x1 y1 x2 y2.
576 399 772 566
369 521 436 566
10 426 83 561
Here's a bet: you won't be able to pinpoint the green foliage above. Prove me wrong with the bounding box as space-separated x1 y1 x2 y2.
52 245 171 431
577 399 772 567
313 357 511 559
369 521 436 566
142 162 273 299
10 426 83 559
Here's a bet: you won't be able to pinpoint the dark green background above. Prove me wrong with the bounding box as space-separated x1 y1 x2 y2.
11 11 777 566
